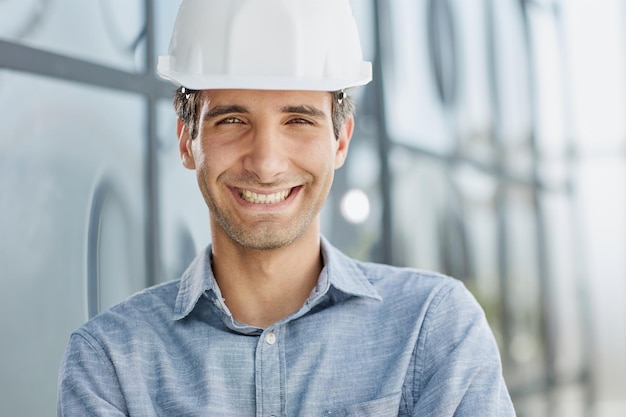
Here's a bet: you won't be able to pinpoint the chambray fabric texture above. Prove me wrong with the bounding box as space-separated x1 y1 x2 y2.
57 237 515 417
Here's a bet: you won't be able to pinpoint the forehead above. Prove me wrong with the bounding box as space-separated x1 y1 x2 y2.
201 89 333 112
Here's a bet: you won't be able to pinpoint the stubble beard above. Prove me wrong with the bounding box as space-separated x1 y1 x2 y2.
202 176 327 251
212 204 318 250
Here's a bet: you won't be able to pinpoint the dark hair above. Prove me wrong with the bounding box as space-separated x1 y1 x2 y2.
173 87 354 140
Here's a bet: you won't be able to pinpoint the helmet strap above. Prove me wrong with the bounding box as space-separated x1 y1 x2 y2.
337 90 345 105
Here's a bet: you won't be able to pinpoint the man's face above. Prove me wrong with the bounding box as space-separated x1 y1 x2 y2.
179 89 353 250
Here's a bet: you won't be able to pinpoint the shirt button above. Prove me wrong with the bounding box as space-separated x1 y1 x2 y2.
266 331 277 345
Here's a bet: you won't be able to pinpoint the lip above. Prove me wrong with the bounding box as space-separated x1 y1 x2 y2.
230 185 302 209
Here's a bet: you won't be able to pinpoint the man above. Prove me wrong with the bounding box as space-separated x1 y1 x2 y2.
58 0 516 416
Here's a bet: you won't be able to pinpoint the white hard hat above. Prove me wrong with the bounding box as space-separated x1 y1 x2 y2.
157 0 372 91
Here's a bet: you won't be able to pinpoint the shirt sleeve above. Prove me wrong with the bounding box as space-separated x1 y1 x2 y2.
411 280 516 417
57 330 128 417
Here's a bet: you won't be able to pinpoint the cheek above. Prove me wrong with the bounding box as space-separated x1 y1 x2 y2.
192 138 224 169
304 144 340 182
295 135 337 161
194 140 242 181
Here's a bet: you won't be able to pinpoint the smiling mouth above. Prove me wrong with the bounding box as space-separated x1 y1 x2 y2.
239 188 293 204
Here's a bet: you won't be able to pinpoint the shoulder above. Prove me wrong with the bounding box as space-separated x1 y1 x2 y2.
74 280 182 343
353 259 490 341
354 259 470 306
323 238 464 304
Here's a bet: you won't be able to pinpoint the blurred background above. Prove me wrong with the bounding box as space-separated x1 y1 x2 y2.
0 0 624 416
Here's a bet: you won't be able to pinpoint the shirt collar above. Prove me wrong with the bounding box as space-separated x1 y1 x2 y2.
172 236 382 321
319 236 382 301
172 247 213 320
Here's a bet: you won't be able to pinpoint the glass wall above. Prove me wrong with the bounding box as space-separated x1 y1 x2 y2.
329 1 626 416
0 1 190 415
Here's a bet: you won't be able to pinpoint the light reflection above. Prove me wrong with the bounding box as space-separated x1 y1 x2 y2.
340 188 370 224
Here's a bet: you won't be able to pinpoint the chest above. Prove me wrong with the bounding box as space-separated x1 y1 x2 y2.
117 310 418 416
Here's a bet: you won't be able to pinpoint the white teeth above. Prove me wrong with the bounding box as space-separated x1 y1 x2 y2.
241 189 290 204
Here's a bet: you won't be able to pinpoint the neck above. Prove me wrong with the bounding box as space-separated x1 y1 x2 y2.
210 226 323 328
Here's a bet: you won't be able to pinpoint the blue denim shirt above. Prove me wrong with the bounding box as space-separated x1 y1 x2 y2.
58 238 515 416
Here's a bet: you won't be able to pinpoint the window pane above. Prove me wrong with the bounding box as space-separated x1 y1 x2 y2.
0 71 147 416
0 0 146 72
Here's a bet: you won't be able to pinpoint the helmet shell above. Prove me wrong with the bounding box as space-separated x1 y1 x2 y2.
157 0 372 91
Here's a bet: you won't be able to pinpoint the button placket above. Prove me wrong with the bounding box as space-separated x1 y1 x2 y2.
256 328 282 417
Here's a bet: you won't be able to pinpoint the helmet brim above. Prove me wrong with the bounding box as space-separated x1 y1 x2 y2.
157 59 372 92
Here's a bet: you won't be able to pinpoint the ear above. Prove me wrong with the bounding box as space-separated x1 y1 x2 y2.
177 119 196 170
334 115 354 169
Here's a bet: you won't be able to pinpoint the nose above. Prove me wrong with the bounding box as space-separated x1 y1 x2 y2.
243 123 289 182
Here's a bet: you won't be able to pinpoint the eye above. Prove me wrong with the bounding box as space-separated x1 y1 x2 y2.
218 116 243 125
287 117 314 125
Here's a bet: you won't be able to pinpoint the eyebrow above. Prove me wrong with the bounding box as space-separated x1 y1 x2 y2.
281 105 326 119
204 105 248 120
204 104 327 120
